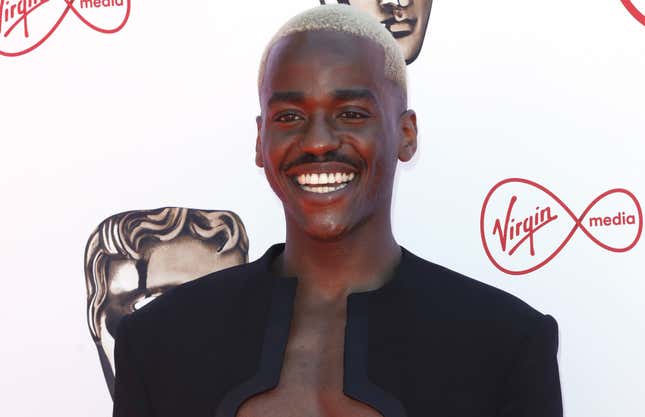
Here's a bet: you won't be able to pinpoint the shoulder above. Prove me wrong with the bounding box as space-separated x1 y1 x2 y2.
400 247 551 334
123 259 262 336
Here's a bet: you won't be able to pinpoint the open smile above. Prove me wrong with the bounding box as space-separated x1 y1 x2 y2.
381 18 417 38
284 162 360 196
292 171 357 194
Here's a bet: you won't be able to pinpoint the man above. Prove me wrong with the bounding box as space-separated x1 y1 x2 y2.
320 0 433 64
113 5 563 417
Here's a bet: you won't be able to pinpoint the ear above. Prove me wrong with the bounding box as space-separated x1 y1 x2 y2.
255 116 264 168
398 109 418 162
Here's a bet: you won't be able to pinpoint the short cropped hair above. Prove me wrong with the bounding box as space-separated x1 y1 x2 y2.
257 4 407 93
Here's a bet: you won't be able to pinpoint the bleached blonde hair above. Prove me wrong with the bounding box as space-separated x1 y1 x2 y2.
257 4 407 93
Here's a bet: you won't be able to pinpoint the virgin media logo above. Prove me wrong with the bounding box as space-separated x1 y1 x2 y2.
0 0 130 57
621 0 645 26
480 178 642 275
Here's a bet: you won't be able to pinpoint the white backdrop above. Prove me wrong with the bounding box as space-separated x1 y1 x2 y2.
1 1 643 416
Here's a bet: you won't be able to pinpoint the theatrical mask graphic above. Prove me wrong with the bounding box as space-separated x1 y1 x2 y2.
320 0 433 63
84 207 249 397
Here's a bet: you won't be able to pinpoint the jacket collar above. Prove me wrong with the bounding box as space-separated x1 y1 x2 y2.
215 242 413 417
251 242 416 297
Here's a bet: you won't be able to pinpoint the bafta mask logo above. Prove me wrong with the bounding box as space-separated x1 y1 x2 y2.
84 207 249 396
320 0 433 64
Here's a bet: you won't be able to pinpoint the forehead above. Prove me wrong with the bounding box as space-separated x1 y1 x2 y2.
261 31 388 101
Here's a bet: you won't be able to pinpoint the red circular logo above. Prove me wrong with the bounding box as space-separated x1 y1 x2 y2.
0 0 131 57
480 178 643 275
621 0 645 25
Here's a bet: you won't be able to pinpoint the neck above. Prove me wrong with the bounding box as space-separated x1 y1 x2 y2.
274 208 401 300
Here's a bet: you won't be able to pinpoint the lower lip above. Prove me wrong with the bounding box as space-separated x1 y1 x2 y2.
386 22 415 37
391 30 413 39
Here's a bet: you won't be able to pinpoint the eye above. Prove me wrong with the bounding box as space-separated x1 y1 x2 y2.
338 110 370 120
274 112 304 123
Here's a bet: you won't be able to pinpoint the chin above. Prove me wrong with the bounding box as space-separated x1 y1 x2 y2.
398 38 421 63
300 214 355 242
306 224 350 242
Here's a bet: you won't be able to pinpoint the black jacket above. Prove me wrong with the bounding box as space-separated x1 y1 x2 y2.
113 243 563 417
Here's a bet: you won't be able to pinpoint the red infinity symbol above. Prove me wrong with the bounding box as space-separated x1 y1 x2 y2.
621 0 645 25
0 0 131 57
480 178 643 275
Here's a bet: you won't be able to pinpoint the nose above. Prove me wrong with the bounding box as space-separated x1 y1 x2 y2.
379 0 411 19
299 113 341 156
379 0 411 9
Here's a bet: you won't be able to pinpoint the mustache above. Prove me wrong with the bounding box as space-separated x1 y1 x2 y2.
284 151 359 170
381 16 418 27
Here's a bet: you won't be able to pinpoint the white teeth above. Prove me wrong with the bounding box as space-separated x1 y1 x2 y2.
294 171 356 186
301 183 349 193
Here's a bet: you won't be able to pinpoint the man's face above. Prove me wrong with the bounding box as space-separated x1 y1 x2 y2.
344 0 432 63
256 31 416 240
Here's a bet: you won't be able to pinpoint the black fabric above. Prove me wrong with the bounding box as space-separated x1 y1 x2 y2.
214 276 296 417
113 243 563 417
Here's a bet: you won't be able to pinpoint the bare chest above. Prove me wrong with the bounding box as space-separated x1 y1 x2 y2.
234 301 383 417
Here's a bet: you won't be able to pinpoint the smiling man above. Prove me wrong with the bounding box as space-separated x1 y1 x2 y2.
113 5 563 417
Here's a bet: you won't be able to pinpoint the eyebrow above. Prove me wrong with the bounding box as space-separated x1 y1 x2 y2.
267 91 305 106
267 88 378 106
333 89 377 103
